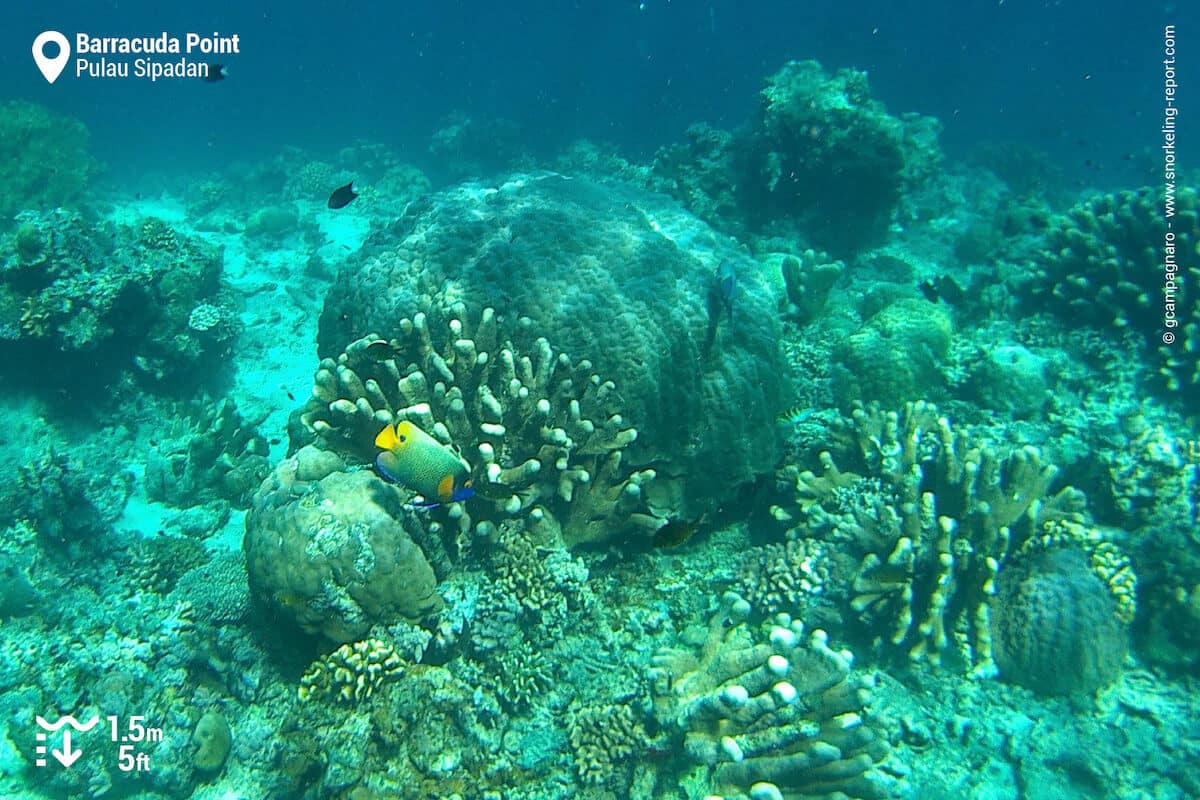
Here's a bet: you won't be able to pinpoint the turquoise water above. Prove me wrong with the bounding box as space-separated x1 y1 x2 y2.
0 5 1197 800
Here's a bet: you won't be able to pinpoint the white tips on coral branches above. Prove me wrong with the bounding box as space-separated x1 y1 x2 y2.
614 428 638 446
766 654 789 677
749 783 784 800
720 735 744 763
769 627 797 650
833 711 863 730
772 681 798 704
480 422 506 438
721 684 749 706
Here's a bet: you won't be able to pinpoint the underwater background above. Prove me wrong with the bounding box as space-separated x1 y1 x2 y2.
0 2 1197 799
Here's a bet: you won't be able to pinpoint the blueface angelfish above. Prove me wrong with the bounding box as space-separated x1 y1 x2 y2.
374 421 474 506
327 181 358 209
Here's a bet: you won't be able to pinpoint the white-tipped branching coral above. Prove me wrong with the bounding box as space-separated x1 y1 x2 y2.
301 305 664 549
648 591 899 800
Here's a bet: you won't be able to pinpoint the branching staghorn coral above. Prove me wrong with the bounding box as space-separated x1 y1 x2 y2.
649 591 897 800
300 305 664 548
776 401 1134 675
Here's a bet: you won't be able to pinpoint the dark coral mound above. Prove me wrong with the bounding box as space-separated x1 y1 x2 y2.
0 100 98 217
1023 186 1199 402
319 173 789 518
653 60 941 255
991 546 1128 695
0 211 229 399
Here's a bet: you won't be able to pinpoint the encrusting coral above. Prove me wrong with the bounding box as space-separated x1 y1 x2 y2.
298 638 405 703
830 299 953 409
300 305 664 548
649 591 897 800
774 401 1136 677
734 536 830 620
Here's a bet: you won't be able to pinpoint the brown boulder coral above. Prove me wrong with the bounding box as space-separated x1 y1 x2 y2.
243 456 441 642
317 173 789 522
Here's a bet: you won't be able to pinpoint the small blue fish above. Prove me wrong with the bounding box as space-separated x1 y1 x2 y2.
714 260 737 322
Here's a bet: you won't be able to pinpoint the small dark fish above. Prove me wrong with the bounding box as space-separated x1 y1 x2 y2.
327 181 358 209
918 275 966 305
652 518 699 549
200 63 226 82
363 340 393 361
714 260 737 322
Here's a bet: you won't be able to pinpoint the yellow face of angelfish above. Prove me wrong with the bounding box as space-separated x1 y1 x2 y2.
373 421 474 505
375 420 418 452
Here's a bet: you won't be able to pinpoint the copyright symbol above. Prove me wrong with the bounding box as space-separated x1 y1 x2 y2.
1163 331 1175 344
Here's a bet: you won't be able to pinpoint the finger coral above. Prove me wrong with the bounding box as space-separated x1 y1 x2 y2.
776 401 1135 675
300 307 663 548
145 397 271 509
649 592 897 800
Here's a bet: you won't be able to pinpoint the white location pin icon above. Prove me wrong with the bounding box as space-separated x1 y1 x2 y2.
32 31 70 84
